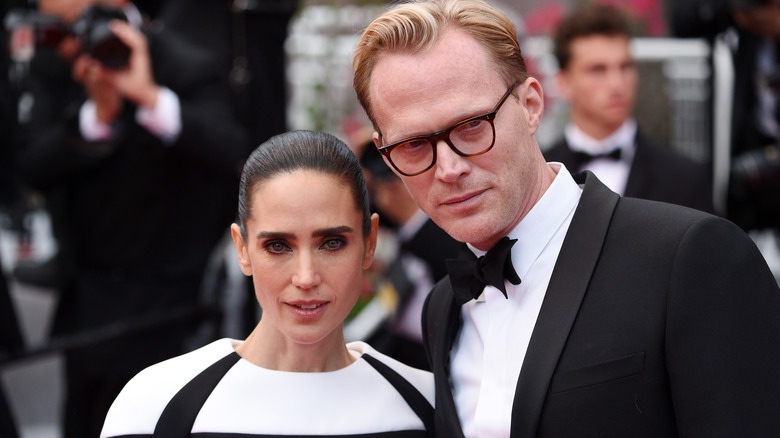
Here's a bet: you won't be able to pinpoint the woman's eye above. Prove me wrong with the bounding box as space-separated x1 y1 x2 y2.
321 238 345 251
265 241 290 254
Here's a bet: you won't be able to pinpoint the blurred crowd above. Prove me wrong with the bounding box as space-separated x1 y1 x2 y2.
1 0 298 435
2 0 780 436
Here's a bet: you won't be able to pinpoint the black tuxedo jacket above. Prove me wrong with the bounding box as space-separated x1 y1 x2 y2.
544 132 715 214
422 172 780 437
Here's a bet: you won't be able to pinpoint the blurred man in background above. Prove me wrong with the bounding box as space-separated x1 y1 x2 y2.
545 3 714 213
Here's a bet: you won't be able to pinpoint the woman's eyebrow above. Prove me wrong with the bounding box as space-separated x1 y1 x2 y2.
256 226 353 240
312 226 353 237
256 231 294 240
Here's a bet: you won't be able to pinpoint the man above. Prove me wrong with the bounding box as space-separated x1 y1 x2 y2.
351 0 780 436
15 0 250 436
545 3 714 213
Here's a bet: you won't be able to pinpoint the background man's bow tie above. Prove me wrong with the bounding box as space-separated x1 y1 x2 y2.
572 147 622 168
446 236 521 305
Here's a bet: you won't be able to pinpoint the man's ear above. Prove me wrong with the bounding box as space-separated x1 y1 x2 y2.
521 77 544 135
230 223 253 277
363 213 380 270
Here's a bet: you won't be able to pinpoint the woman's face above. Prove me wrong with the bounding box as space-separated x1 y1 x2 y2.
232 170 377 347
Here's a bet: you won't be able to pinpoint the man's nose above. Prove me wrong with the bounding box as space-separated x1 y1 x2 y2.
434 139 470 182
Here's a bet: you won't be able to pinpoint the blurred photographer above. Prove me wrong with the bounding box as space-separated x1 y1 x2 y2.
357 139 460 370
12 0 250 436
670 0 780 234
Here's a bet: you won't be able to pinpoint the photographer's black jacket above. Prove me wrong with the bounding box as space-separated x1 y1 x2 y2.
17 20 250 370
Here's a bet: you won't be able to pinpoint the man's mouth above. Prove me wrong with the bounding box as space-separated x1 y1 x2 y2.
442 188 486 206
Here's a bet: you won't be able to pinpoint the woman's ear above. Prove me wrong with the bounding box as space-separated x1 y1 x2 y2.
231 223 253 277
363 213 380 270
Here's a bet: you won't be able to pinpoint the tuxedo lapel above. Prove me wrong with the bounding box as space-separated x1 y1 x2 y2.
509 172 619 438
425 279 467 437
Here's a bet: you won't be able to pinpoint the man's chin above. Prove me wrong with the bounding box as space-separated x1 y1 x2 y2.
436 216 498 247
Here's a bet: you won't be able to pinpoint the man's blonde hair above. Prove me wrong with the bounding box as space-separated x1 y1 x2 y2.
352 0 528 131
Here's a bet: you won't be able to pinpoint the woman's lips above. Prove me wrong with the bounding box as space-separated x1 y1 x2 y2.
286 301 328 319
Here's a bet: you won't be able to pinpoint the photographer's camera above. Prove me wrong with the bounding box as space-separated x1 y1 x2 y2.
5 4 130 69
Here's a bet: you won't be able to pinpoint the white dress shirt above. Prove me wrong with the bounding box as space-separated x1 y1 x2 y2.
564 119 637 195
450 163 582 438
80 87 181 144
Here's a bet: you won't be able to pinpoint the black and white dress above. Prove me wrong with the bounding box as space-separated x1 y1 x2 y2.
100 339 434 438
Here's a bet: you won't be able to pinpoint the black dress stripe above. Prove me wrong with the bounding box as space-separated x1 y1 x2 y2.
153 351 241 438
362 354 434 438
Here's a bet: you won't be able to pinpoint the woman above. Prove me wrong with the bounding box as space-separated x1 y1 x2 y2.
100 130 434 437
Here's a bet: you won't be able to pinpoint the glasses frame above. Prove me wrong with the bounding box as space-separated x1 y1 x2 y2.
378 82 519 177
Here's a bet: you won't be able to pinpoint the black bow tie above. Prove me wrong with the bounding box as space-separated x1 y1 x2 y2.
446 237 521 305
572 147 622 169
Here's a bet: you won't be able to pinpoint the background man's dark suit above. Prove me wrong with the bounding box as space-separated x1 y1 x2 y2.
544 133 715 213
423 172 780 437
16 15 250 437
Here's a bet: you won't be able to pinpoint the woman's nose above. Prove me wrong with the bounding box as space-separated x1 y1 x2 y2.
291 252 321 290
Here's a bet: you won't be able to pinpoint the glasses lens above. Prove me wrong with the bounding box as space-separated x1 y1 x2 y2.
387 115 497 175
449 118 495 155
389 139 434 175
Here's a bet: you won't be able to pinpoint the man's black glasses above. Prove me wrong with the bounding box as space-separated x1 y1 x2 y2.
378 82 519 177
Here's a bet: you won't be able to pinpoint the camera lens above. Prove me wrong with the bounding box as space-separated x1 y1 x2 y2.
72 5 130 69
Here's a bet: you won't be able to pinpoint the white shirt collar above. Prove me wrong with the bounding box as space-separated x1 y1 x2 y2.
564 118 637 155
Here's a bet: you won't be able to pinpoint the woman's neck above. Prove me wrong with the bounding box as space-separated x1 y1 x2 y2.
235 322 355 372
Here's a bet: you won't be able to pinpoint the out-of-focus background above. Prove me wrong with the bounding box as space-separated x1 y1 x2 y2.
2 0 778 436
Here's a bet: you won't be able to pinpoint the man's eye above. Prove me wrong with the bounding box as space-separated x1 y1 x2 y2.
398 139 430 152
464 119 486 129
456 119 488 134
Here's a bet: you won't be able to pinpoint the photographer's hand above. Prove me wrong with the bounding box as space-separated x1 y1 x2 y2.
73 54 123 124
102 20 160 110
